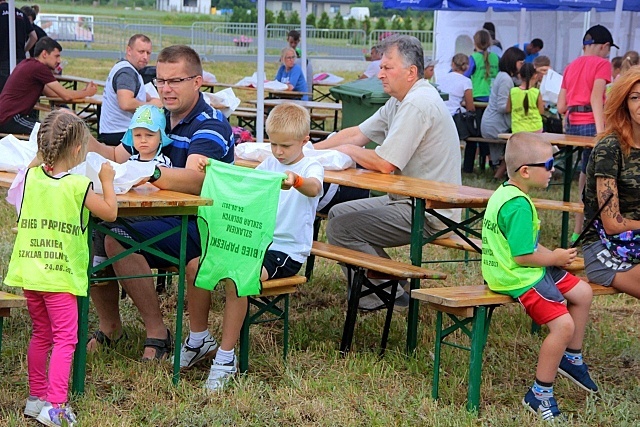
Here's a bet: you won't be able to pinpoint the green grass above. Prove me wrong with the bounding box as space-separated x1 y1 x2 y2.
2 58 640 425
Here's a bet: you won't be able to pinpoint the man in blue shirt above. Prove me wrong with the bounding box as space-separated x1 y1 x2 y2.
516 38 544 63
87 45 234 360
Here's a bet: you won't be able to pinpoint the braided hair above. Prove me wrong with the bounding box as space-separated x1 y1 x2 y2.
37 111 89 170
518 63 537 116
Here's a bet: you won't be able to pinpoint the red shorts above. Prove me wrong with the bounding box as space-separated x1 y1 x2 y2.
517 268 580 325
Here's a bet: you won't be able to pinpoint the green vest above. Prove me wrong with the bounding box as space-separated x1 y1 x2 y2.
5 167 91 296
470 51 499 98
510 87 543 132
195 160 284 297
481 184 544 297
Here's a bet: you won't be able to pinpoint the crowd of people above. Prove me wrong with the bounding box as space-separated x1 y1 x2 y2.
1 8 640 425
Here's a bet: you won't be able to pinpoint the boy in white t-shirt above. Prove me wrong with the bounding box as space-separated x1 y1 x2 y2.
180 102 324 392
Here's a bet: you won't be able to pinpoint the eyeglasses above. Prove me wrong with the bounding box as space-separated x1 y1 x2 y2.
515 157 554 172
153 75 198 88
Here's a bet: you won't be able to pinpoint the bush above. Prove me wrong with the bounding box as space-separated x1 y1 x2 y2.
265 10 275 25
391 16 403 31
417 15 427 31
375 17 386 31
403 15 413 31
333 12 344 30
361 16 372 36
288 10 301 25
276 10 287 24
318 11 330 29
306 13 316 28
346 16 357 30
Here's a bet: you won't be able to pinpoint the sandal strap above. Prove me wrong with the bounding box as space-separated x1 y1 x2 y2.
143 330 173 360
89 330 112 346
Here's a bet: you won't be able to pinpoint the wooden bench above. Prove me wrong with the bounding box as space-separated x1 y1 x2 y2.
310 240 446 355
465 136 504 144
0 291 27 356
411 282 620 411
430 234 585 273
239 275 307 373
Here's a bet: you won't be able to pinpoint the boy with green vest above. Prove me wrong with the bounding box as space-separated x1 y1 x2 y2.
481 132 598 421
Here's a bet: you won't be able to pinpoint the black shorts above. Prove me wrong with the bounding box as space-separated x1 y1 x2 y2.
110 216 201 268
262 250 302 280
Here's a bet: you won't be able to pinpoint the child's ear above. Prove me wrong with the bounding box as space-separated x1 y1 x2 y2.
303 135 310 144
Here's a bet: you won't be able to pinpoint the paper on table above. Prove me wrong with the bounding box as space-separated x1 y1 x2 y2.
313 73 344 84
202 88 241 118
70 152 155 194
235 142 355 171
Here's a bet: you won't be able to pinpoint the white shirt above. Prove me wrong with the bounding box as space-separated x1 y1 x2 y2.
437 71 473 115
362 60 381 78
256 156 324 263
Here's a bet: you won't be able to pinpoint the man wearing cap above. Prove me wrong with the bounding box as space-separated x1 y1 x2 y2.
99 33 163 146
557 24 617 244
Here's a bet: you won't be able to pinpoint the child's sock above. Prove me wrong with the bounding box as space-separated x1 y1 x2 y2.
93 256 107 267
531 379 554 400
214 347 235 365
564 348 584 366
187 330 210 347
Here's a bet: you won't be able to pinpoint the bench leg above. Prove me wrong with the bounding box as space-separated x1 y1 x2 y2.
0 317 3 357
467 306 488 412
340 267 363 355
432 311 443 400
239 303 252 374
304 216 323 280
379 280 399 357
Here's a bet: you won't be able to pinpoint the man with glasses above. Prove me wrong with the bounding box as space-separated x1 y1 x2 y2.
99 33 163 146
88 45 234 361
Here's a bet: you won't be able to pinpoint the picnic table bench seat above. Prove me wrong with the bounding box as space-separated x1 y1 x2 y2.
0 291 27 357
310 240 446 355
411 282 620 412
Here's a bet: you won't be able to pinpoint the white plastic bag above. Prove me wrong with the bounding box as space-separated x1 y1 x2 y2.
202 88 241 118
235 72 288 91
235 142 355 171
0 123 40 172
540 69 563 104
70 152 155 194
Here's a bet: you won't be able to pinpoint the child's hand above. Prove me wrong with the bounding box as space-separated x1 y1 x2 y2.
282 171 296 190
98 162 115 183
552 247 577 267
196 157 209 173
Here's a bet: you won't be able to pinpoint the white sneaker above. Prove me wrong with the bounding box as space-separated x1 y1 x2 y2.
205 356 238 392
24 396 46 418
179 334 219 369
36 402 77 427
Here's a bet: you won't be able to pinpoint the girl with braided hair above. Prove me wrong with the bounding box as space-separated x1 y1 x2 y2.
4 111 118 427
465 29 500 102
507 62 545 133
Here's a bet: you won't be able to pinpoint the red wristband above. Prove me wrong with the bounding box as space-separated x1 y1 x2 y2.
293 174 304 188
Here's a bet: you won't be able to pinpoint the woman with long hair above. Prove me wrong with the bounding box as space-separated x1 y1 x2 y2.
582 67 640 298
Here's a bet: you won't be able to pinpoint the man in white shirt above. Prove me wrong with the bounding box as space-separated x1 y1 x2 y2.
359 45 381 79
99 34 162 146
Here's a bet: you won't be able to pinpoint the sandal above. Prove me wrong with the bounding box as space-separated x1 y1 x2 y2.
141 329 173 361
88 329 124 347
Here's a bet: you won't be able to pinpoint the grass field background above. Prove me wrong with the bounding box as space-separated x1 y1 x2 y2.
0 58 639 426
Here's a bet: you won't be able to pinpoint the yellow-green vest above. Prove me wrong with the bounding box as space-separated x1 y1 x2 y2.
510 87 543 132
4 167 91 296
481 184 544 297
470 51 499 98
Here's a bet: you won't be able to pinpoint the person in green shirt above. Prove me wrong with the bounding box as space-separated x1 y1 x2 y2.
481 132 597 421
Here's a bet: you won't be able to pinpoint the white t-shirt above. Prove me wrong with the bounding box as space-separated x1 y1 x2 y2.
437 71 473 115
362 60 381 78
128 152 173 168
255 156 324 263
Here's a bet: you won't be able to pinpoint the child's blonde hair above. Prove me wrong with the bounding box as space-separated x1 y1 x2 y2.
505 132 551 178
265 103 310 141
621 50 639 76
38 111 90 169
452 53 469 72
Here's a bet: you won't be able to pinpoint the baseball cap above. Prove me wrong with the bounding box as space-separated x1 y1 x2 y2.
583 25 619 49
121 105 173 149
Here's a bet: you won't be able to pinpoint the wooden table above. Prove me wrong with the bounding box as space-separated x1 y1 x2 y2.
498 132 596 247
0 171 212 391
250 99 342 132
44 94 103 134
200 81 311 99
56 75 106 90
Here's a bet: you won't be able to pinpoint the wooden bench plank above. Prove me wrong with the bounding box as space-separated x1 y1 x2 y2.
311 241 446 280
0 291 27 310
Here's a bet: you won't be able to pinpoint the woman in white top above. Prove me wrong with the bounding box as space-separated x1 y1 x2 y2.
438 53 477 172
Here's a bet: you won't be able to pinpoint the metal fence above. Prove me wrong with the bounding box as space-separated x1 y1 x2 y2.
44 18 434 62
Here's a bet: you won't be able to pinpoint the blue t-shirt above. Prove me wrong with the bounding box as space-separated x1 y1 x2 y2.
516 43 540 63
161 93 235 167
275 64 308 100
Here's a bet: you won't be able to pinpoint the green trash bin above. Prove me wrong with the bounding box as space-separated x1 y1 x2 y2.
329 78 390 130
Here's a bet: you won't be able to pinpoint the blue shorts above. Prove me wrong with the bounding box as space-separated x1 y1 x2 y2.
565 122 596 173
111 216 201 269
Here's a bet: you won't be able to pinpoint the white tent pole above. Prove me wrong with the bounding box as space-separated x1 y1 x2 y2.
256 0 266 142
612 0 623 57
300 0 307 82
9 0 17 73
519 8 526 49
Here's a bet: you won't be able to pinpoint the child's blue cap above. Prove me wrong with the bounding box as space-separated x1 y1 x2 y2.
121 105 173 149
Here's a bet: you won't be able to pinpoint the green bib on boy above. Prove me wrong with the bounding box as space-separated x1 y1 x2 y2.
470 51 499 98
195 160 284 297
4 167 92 297
481 184 545 297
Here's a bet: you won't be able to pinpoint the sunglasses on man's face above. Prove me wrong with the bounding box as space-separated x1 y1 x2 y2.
514 157 554 172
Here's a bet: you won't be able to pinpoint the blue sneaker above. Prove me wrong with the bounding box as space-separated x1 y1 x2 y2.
522 389 562 421
558 355 599 393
